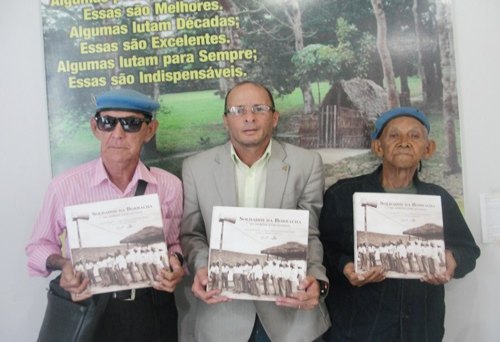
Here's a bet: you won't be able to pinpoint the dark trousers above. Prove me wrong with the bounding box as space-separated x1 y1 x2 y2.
94 289 177 342
249 315 271 342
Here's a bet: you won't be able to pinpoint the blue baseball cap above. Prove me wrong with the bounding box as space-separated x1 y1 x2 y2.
371 107 430 140
96 89 160 117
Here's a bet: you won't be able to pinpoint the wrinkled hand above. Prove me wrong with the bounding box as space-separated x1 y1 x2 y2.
191 267 230 304
343 262 385 287
276 275 321 310
421 249 456 285
153 254 185 293
59 260 91 302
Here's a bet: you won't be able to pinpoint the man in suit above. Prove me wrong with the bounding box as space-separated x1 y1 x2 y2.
180 81 331 342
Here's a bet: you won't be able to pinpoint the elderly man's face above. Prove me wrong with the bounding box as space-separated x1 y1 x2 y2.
91 110 158 166
223 83 279 151
372 116 435 171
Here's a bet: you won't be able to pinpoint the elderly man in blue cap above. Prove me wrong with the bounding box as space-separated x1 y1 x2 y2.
26 89 184 341
318 107 480 341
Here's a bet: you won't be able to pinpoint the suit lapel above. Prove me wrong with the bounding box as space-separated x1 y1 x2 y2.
213 142 238 206
264 140 289 208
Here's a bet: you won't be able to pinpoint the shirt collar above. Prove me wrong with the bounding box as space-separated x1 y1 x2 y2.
92 158 157 190
92 158 110 187
230 140 272 166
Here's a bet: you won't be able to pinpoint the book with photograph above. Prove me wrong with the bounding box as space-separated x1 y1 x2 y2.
207 206 309 301
64 194 168 295
353 192 446 279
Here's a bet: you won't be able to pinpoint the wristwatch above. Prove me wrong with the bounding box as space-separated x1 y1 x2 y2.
317 279 329 298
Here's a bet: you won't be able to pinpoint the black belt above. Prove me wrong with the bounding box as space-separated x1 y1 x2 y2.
112 287 152 301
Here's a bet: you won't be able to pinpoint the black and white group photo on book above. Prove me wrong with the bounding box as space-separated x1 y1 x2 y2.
208 206 309 301
353 192 446 279
64 194 169 295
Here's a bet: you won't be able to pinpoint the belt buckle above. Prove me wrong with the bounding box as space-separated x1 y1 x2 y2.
125 289 136 301
113 288 136 301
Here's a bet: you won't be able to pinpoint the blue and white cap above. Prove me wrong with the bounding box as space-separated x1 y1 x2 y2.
96 89 160 117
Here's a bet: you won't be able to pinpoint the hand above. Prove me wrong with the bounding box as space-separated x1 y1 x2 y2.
343 262 385 287
191 267 230 304
59 259 91 302
275 275 319 310
153 254 185 293
421 249 456 285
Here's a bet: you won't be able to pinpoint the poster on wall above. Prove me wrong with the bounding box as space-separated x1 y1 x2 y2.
40 0 464 202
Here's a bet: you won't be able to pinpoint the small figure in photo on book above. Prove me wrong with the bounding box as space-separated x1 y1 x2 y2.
319 107 480 342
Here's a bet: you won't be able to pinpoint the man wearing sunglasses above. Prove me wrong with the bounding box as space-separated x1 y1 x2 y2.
179 81 331 342
26 88 184 342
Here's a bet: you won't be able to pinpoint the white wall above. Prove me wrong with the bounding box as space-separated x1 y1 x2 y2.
446 1 500 341
0 1 53 340
0 1 498 341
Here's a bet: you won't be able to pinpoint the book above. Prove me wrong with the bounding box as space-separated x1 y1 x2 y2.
64 194 168 295
353 192 446 279
207 206 309 301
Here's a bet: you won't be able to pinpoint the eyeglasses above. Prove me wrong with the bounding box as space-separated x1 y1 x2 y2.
94 114 151 133
225 104 274 116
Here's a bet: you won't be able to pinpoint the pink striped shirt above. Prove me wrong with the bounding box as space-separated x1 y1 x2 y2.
26 158 183 277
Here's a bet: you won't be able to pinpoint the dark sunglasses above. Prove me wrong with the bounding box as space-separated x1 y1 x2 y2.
94 114 151 133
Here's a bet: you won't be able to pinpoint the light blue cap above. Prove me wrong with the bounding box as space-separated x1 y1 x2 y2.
371 107 430 140
96 89 159 117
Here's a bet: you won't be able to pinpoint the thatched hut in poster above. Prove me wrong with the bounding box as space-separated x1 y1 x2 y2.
299 78 388 148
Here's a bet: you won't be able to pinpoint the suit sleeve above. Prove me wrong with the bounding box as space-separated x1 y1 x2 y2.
180 157 210 273
300 152 328 282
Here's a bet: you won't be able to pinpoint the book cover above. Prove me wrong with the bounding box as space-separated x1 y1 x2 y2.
64 194 168 295
353 192 446 279
208 206 309 301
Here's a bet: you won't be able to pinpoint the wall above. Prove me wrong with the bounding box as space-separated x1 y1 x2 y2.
446 0 500 340
0 1 498 341
0 1 53 340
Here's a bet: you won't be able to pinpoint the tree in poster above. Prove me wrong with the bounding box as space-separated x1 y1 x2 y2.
412 0 442 107
285 0 315 113
228 0 315 112
370 0 400 108
436 0 461 174
291 18 364 104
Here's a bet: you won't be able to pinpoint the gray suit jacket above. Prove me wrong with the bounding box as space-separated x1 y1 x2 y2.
180 140 331 342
